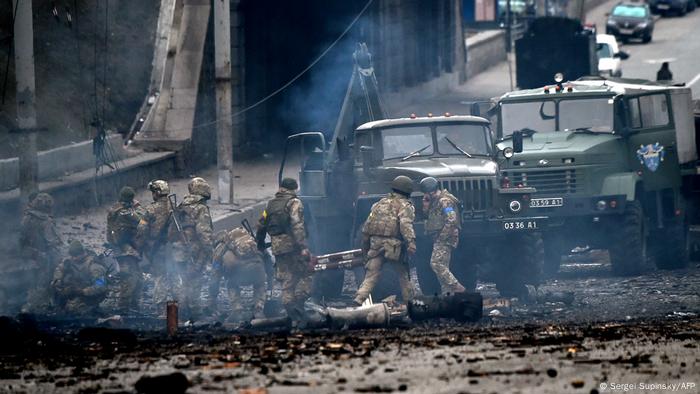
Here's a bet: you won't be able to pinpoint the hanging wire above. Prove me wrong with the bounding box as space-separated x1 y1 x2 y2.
139 0 376 136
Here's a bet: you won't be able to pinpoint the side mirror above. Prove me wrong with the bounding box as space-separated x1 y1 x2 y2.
615 51 630 60
512 130 524 153
470 102 481 117
360 146 376 177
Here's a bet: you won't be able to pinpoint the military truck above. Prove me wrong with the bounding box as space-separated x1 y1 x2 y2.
492 76 699 275
277 45 545 299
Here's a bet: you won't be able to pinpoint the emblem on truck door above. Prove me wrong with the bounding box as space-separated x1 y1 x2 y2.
636 143 665 172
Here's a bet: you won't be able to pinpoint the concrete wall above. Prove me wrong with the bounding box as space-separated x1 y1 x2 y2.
0 134 134 191
465 30 507 79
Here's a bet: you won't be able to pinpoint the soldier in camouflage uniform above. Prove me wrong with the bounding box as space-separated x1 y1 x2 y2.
50 241 108 316
169 177 213 321
210 227 267 321
354 176 417 305
20 193 63 313
420 177 466 294
136 180 173 310
107 186 144 313
257 178 311 324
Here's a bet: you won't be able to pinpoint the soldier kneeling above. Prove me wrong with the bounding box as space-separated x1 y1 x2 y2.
211 227 267 322
51 241 108 317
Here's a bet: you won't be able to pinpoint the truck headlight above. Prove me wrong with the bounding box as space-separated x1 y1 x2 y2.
596 200 607 211
509 200 522 213
637 23 647 29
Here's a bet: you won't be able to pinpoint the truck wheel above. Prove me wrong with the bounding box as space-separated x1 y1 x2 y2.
494 232 544 298
543 242 562 276
642 33 652 43
609 200 646 276
653 217 689 270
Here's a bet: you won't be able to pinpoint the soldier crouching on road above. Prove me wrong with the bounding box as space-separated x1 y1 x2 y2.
20 192 63 313
137 180 175 312
420 177 466 294
209 227 267 322
257 177 312 326
169 177 213 321
354 175 417 305
51 241 108 317
107 186 144 314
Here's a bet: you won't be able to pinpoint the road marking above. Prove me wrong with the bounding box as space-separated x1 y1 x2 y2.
643 58 677 64
688 72 700 87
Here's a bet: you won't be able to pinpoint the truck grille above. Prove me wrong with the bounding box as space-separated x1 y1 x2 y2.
504 169 579 194
439 178 494 211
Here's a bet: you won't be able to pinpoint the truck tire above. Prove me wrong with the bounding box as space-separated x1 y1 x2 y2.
494 232 544 298
653 217 689 270
609 200 646 276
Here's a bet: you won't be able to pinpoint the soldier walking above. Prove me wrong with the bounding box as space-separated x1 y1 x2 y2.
20 193 63 313
107 186 143 313
50 241 108 317
169 177 213 321
210 227 267 322
257 177 312 325
420 177 466 294
136 180 174 311
354 176 416 305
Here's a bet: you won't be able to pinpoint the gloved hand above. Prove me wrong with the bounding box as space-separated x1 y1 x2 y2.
406 243 417 257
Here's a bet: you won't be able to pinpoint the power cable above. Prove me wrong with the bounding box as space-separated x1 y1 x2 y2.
139 0 375 136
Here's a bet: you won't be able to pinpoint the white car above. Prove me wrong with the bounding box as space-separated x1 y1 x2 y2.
596 34 629 77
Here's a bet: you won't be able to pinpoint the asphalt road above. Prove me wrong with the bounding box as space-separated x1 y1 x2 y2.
587 2 700 98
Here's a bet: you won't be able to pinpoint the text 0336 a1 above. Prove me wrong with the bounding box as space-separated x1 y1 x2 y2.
503 220 539 230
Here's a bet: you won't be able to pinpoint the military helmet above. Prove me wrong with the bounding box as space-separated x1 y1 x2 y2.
188 177 211 199
119 186 136 203
68 240 86 257
280 177 299 191
148 179 170 197
419 177 439 194
32 193 54 214
391 175 413 195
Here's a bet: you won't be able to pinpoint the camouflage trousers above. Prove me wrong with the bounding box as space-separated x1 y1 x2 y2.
117 256 143 312
151 249 180 312
171 244 209 321
354 254 413 304
430 242 463 294
22 261 55 313
275 252 312 320
227 261 267 321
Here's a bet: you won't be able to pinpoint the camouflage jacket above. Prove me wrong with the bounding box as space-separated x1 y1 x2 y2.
258 188 306 256
213 228 263 271
106 202 142 258
19 209 63 265
51 254 108 301
136 197 171 258
170 194 213 251
362 192 416 253
424 189 460 247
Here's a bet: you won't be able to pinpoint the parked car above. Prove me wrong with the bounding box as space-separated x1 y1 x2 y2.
649 0 695 15
606 2 655 43
596 34 629 77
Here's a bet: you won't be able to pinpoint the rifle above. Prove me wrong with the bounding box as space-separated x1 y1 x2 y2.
167 194 195 265
242 218 274 292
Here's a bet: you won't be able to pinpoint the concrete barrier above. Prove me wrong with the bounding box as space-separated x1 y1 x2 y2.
465 30 506 79
0 134 135 191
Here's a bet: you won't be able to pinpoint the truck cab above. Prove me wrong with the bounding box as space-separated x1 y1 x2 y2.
493 77 697 275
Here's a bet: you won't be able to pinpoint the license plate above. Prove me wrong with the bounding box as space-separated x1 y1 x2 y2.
530 197 564 208
657 4 670 9
619 28 634 35
503 220 540 231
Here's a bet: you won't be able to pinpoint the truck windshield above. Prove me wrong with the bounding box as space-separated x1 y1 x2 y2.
436 124 490 156
382 126 434 160
501 97 614 136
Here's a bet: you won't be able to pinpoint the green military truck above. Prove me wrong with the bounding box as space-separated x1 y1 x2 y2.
492 76 699 275
280 114 547 299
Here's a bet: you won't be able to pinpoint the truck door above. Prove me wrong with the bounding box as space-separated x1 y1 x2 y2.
278 132 328 197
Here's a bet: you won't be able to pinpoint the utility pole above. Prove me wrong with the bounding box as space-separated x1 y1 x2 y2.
13 0 39 202
214 0 234 204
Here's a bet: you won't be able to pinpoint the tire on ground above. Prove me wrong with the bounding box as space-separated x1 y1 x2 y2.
609 200 646 276
652 216 689 270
